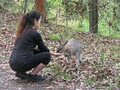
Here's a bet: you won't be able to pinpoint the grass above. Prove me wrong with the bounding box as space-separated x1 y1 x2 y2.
43 64 73 81
98 19 120 38
49 34 59 40
85 75 95 86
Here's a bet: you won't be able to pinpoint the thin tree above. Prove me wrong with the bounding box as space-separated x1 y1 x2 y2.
114 0 120 31
0 4 7 11
89 0 98 33
24 0 28 13
34 0 47 23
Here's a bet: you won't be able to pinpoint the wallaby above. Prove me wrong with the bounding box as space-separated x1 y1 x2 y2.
57 38 81 68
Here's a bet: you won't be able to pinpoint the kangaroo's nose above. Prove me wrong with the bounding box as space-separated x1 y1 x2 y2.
57 50 59 53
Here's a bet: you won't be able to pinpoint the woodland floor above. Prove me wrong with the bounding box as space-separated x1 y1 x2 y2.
0 11 120 90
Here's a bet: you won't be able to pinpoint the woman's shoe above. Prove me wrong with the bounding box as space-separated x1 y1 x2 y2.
26 74 46 82
15 72 28 79
16 72 46 82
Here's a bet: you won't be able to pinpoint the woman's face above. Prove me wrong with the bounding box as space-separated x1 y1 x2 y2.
34 17 41 29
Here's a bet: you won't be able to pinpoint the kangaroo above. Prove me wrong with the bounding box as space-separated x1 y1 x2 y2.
57 38 81 68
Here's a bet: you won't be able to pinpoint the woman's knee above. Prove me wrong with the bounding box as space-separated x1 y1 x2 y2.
33 49 41 54
42 52 51 65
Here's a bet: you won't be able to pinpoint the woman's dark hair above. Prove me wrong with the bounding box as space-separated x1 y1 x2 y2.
15 11 41 41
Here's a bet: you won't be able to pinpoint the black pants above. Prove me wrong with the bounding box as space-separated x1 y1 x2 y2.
14 49 51 72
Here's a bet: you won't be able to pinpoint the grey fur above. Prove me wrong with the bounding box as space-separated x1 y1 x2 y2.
57 38 81 68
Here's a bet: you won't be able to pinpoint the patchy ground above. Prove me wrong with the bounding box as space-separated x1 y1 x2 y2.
0 11 120 90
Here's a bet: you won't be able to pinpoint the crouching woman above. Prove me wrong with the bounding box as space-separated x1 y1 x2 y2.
9 11 61 82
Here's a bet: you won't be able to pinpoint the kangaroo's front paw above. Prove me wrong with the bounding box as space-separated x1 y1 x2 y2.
69 67 77 71
75 64 80 69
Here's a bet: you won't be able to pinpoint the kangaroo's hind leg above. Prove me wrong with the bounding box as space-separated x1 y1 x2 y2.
75 51 81 68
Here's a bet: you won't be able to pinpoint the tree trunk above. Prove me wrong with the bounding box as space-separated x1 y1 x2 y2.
114 0 120 31
89 0 98 33
34 0 47 23
0 4 6 11
0 5 3 10
78 0 83 6
24 0 28 13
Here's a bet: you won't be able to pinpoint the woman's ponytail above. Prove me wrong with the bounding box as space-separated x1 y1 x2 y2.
15 11 41 41
15 14 28 41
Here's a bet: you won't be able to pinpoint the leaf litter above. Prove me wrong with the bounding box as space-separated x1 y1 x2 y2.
0 11 120 90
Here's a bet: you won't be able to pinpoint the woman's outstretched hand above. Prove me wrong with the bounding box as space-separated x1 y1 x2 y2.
50 51 63 56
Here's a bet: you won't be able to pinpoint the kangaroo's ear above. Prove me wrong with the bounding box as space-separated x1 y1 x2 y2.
63 40 68 46
58 39 62 44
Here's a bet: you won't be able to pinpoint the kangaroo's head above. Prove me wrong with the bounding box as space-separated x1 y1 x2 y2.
57 40 68 53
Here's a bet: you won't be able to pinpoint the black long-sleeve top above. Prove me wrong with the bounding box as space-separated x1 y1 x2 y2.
9 29 49 67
